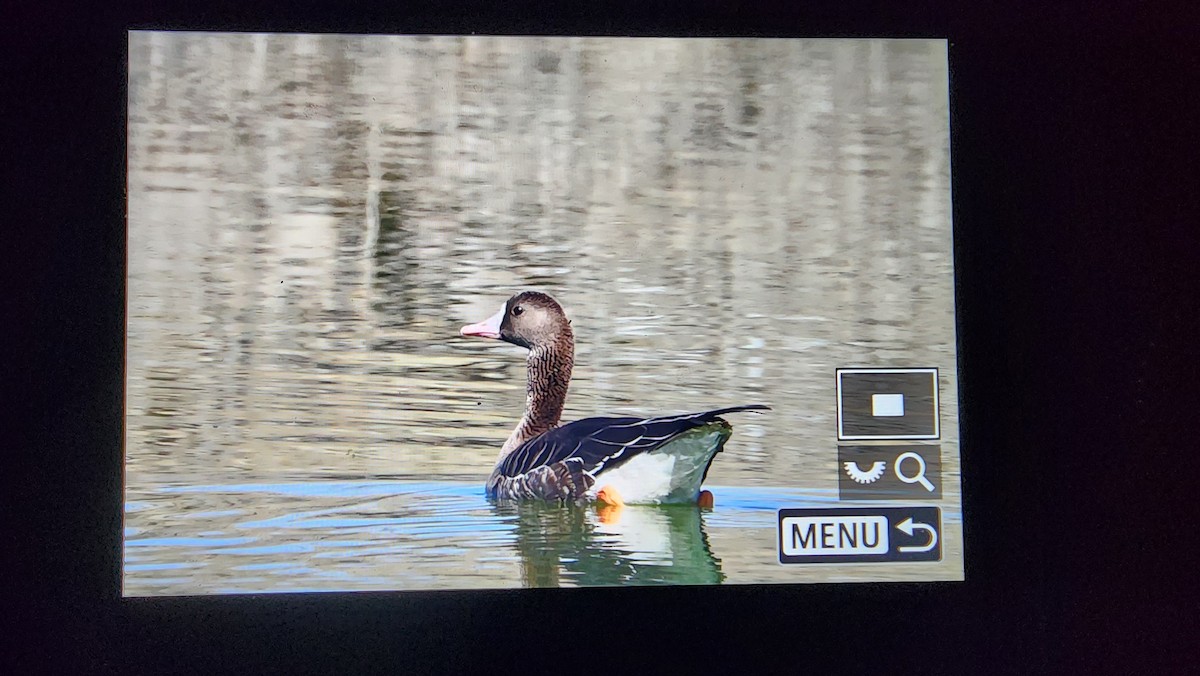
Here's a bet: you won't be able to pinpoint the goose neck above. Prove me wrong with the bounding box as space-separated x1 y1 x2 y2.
500 336 574 456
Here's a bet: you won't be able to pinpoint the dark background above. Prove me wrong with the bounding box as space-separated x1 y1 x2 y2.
9 0 1198 673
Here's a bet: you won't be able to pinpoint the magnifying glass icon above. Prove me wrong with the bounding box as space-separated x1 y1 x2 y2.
894 452 935 492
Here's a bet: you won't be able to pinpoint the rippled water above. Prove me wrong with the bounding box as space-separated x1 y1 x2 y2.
125 481 963 593
125 33 960 594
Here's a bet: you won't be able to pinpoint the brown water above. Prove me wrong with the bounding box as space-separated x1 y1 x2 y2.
125 33 960 595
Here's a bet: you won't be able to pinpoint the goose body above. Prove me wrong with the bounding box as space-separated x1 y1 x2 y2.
461 291 767 504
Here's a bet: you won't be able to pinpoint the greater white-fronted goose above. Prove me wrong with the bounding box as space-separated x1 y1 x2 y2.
460 291 768 505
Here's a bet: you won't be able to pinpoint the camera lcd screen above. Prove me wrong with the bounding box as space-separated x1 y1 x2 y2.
125 32 960 595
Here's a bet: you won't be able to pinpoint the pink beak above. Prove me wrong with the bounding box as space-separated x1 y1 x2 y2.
460 305 506 339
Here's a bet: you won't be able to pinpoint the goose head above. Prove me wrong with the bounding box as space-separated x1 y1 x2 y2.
460 291 573 351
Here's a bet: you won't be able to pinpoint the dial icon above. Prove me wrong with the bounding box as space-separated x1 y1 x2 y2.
843 461 886 484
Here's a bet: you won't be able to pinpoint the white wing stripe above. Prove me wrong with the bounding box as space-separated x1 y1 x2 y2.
500 410 731 477
645 412 708 424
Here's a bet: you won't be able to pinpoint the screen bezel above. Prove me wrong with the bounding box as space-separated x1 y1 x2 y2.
25 4 1076 671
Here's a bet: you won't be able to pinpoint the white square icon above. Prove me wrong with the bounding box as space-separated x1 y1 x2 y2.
871 393 905 417
836 368 939 440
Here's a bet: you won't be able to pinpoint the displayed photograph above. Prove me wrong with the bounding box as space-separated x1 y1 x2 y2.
125 32 960 595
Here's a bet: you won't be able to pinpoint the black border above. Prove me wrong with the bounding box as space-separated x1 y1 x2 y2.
14 1 1199 673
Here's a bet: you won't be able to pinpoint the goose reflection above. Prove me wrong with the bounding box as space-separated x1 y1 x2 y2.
493 501 725 587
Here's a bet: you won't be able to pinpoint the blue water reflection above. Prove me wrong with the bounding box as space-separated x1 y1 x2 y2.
124 480 960 595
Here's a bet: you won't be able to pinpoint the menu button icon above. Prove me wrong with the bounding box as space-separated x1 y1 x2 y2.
778 507 942 564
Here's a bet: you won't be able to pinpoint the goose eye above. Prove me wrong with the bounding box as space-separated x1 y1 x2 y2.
512 305 524 317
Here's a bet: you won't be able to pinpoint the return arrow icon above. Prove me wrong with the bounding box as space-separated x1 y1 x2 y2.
895 516 938 553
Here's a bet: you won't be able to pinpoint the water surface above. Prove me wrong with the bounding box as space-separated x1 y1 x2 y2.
126 34 960 594
125 480 962 594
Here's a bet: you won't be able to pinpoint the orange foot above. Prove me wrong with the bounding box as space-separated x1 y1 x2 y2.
596 485 625 507
595 485 625 524
596 503 623 524
697 490 714 509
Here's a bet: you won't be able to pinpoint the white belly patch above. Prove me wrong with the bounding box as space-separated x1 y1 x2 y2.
586 425 727 504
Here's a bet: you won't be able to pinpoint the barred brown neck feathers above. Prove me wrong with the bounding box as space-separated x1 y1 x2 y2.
502 330 573 454
489 293 575 456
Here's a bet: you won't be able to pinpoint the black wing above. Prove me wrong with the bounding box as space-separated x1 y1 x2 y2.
495 405 770 480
